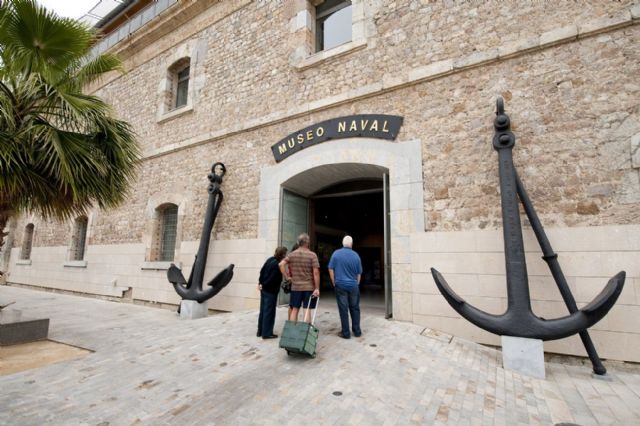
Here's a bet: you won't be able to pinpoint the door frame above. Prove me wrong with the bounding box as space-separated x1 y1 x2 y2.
383 172 392 318
278 188 309 305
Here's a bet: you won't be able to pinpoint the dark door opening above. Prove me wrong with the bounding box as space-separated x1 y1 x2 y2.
310 180 385 311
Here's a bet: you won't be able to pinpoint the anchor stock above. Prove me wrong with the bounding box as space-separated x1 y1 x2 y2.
515 171 607 374
431 98 626 349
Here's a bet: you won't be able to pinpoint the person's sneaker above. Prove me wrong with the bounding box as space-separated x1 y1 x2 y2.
354 332 362 337
338 332 351 339
256 332 261 337
262 334 278 339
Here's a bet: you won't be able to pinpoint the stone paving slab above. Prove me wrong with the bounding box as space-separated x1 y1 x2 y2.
0 286 639 426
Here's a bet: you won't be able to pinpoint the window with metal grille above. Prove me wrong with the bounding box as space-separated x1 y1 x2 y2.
316 0 352 52
175 65 190 108
20 223 34 260
71 216 88 261
159 205 178 261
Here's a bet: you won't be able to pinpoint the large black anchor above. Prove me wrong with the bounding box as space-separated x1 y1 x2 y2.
167 162 234 303
431 98 625 371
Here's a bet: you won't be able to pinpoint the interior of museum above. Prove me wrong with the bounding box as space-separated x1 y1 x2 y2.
298 179 386 312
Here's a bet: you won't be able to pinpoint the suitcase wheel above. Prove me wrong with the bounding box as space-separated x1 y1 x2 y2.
286 350 292 356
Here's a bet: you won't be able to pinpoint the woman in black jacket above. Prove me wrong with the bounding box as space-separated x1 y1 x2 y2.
257 246 288 339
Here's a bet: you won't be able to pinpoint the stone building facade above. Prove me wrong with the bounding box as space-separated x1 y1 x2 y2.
2 0 639 362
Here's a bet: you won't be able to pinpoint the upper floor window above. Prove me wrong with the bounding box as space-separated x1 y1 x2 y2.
157 204 178 262
20 223 34 260
316 0 352 52
167 58 191 110
175 65 190 109
288 0 371 70
70 216 88 261
156 41 209 123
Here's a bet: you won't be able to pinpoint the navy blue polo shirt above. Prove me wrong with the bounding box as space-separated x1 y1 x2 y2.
328 247 362 289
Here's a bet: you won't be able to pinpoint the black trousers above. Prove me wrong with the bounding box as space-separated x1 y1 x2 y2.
257 290 278 337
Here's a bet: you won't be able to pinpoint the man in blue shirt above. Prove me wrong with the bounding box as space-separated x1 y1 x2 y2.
328 235 363 339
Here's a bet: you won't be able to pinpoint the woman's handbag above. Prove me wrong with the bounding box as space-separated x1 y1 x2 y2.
281 279 291 294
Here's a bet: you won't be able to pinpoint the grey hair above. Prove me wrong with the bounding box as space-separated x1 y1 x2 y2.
297 233 310 246
342 235 353 248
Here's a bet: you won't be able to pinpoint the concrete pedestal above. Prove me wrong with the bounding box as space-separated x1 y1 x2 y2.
501 336 545 379
179 300 208 320
0 309 49 346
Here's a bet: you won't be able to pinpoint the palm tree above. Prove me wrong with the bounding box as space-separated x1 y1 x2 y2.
0 0 140 257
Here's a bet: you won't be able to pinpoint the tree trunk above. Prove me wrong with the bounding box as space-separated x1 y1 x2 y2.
0 211 9 252
0 210 13 275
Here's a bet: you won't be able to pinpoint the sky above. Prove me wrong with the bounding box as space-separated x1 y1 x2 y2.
37 0 94 19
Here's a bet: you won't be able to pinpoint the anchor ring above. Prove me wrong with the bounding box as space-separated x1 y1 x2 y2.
212 162 226 177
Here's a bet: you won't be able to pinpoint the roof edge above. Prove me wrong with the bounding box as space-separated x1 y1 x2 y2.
94 0 138 29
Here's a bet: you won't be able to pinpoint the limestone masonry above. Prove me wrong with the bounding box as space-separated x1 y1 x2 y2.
2 1 639 362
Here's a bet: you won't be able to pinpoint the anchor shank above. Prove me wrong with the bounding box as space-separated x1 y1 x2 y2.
515 171 607 374
496 148 532 312
190 188 222 292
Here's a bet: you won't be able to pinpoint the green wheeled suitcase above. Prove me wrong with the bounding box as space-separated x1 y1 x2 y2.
279 296 319 357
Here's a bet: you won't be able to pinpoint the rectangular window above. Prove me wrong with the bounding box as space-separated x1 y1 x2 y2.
20 224 34 260
73 218 88 261
175 66 190 108
160 206 178 262
316 0 352 52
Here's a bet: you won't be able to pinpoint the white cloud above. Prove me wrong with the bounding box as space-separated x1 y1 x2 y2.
36 0 91 19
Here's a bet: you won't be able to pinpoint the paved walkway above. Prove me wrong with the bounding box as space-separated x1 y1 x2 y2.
1 286 639 426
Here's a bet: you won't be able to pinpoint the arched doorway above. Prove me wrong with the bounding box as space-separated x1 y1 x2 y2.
258 138 423 321
281 164 389 314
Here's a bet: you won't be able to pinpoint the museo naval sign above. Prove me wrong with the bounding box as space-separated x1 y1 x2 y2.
271 114 403 162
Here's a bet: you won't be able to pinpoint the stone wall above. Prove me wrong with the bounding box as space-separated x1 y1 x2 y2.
91 1 636 156
410 225 640 362
8 238 266 311
22 27 637 246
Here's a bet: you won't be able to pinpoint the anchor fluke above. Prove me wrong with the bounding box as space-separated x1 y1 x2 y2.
432 267 626 340
431 267 510 337
167 264 187 286
582 271 625 315
200 264 235 302
430 268 464 306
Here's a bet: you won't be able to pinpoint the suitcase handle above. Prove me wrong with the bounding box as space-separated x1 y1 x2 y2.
303 295 319 326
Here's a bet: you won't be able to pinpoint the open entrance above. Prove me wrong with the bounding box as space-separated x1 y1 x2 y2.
279 163 391 317
313 181 384 311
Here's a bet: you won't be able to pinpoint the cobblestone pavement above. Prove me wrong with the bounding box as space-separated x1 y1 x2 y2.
1 286 639 426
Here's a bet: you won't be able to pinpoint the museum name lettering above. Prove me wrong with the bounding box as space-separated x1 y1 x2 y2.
271 114 403 162
278 118 391 154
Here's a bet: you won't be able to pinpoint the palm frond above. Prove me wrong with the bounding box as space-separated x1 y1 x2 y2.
71 53 124 87
0 0 140 222
4 0 94 77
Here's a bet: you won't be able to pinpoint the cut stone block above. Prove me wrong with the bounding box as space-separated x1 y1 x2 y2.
501 335 545 379
179 300 208 320
0 309 49 346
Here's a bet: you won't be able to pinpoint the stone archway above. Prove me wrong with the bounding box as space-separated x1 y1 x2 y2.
258 138 423 321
